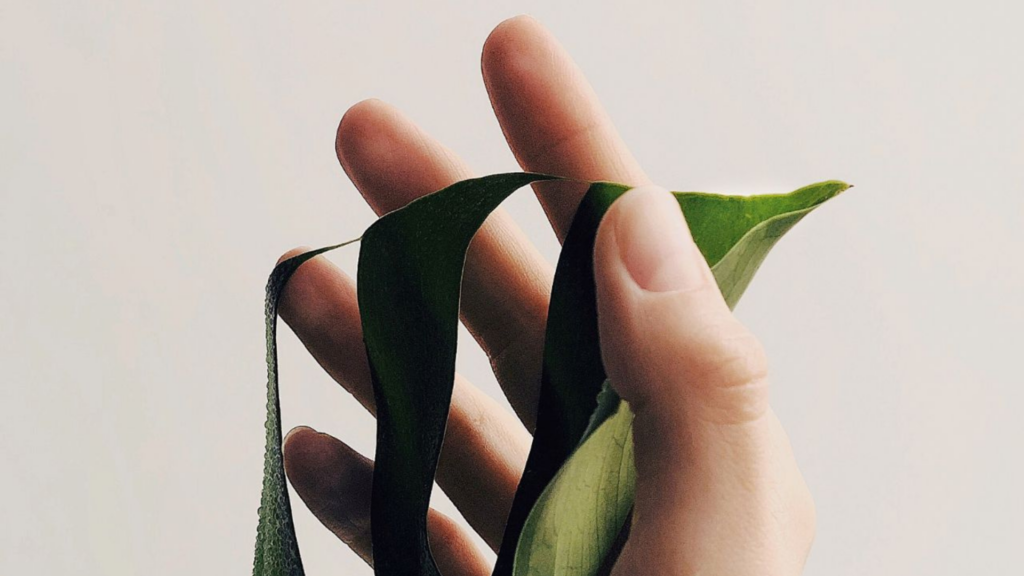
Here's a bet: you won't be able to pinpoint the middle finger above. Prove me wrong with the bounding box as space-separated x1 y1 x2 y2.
482 16 652 238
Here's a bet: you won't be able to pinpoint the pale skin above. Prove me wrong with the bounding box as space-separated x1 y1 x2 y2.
278 15 815 576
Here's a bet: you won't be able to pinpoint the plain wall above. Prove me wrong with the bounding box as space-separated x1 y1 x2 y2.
2 1 1021 574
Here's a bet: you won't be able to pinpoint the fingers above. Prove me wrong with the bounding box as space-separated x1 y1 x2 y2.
276 249 530 548
593 186 814 575
482 15 651 239
335 99 552 430
283 427 491 576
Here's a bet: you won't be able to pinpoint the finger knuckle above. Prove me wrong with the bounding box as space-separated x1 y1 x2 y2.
690 321 768 387
686 321 770 423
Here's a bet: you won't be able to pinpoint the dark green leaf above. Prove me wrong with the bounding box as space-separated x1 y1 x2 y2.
253 241 357 576
357 173 556 576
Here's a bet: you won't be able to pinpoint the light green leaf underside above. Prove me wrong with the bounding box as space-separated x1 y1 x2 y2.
515 399 636 576
512 180 849 576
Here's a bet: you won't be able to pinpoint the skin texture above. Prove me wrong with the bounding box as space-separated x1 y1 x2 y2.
278 15 815 575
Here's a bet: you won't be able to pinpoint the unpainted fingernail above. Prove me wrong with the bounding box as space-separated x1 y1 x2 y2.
614 185 708 292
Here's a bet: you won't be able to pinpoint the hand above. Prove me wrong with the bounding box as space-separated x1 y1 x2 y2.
277 15 815 576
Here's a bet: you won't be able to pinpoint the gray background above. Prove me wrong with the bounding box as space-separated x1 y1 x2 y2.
2 1 1021 574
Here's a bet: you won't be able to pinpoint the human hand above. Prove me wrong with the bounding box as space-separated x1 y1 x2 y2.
277 15 815 576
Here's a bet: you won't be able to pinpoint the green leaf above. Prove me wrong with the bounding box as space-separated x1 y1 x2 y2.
677 180 850 307
495 183 630 576
510 181 850 576
514 395 636 576
357 173 557 576
254 174 556 576
253 241 357 576
252 175 849 576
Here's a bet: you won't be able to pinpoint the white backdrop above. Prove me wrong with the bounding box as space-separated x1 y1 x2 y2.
2 1 1022 574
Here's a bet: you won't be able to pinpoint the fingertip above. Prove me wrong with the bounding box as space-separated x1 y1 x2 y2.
482 14 549 82
274 246 348 326
337 98 390 151
281 427 374 551
283 424 314 445
334 98 471 214
481 12 650 228
335 98 401 180
275 246 314 321
276 246 313 267
282 426 372 509
281 425 324 481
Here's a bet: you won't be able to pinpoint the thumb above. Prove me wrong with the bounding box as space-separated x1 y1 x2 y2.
594 184 769 428
595 185 804 573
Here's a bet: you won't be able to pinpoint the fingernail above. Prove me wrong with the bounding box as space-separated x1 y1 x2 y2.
614 185 708 292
